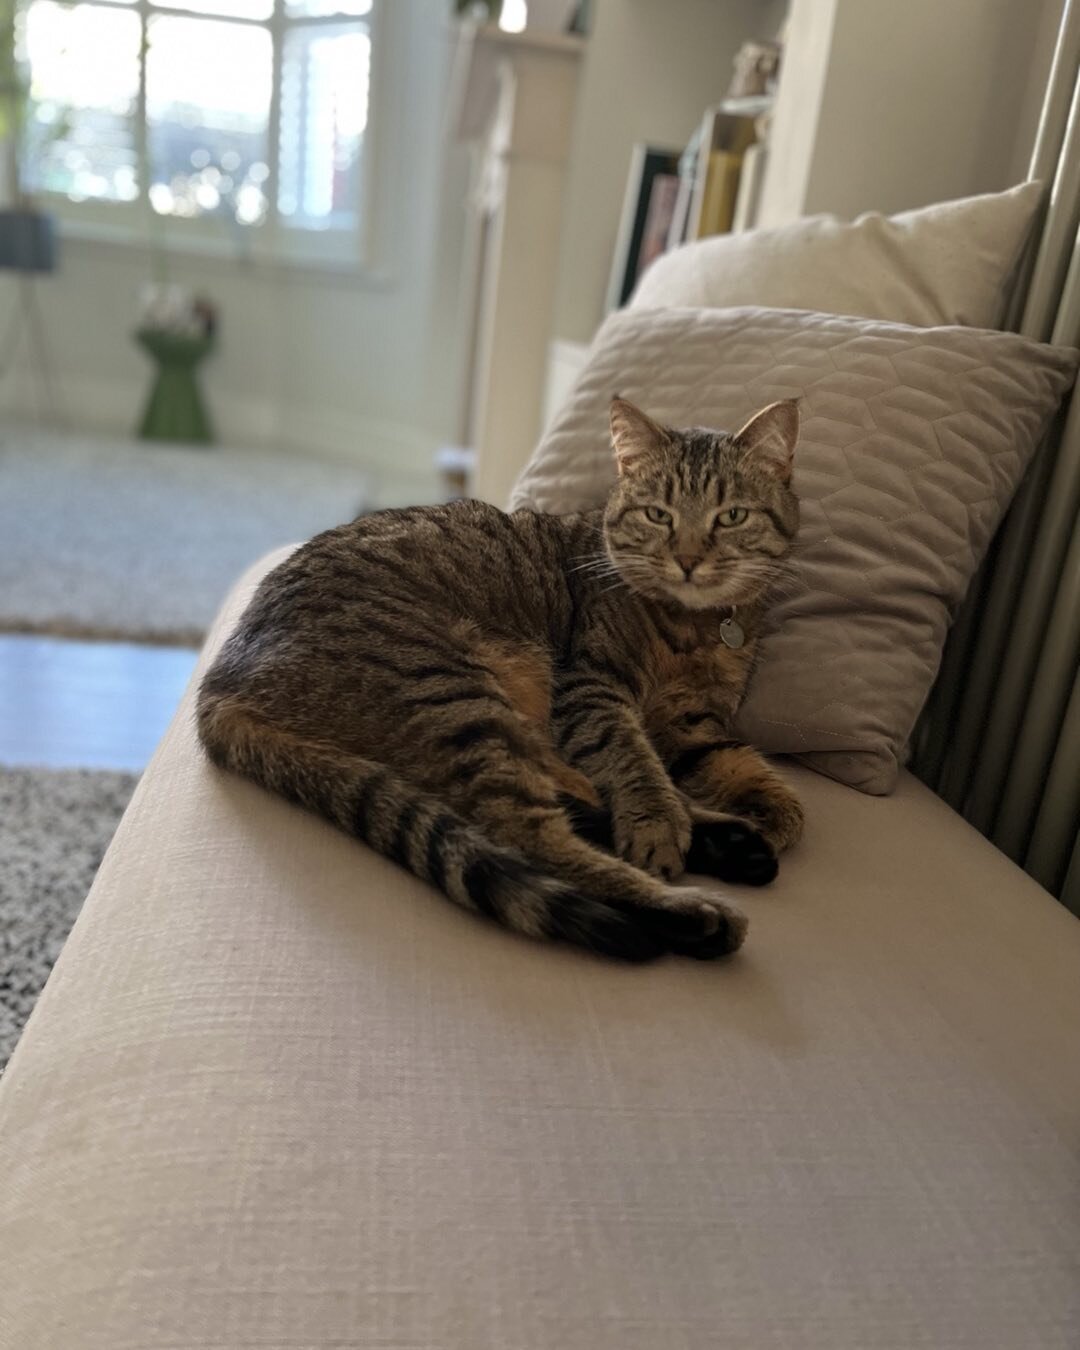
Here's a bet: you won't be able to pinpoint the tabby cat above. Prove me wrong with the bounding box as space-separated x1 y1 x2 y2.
197 397 804 962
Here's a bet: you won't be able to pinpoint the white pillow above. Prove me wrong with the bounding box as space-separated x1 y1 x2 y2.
630 182 1043 330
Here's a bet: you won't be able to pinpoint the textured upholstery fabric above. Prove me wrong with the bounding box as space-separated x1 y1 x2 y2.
631 181 1044 329
510 306 1078 792
1 550 1079 1349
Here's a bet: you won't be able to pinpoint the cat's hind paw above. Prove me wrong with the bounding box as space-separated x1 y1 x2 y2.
685 819 778 887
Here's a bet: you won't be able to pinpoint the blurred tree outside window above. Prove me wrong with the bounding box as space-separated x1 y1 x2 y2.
16 0 373 261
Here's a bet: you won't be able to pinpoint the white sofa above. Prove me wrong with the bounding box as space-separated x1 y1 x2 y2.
1 548 1079 1349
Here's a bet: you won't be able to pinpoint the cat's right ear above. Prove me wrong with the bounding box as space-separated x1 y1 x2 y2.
610 397 667 476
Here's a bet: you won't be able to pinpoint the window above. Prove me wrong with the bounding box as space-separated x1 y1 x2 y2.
17 0 374 265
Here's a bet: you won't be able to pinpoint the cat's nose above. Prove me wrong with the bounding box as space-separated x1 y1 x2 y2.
675 554 700 578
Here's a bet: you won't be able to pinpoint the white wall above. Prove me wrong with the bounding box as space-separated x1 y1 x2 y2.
551 0 782 345
1 0 471 505
759 0 1063 227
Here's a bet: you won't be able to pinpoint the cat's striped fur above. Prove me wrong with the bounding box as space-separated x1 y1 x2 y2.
198 398 804 961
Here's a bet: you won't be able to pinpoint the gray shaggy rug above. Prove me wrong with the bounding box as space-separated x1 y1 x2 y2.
0 428 370 646
0 767 137 1072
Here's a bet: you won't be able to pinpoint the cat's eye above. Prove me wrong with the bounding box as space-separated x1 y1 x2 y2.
643 505 673 525
716 506 749 528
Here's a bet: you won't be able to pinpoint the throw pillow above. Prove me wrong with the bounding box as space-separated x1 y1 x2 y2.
510 306 1078 793
630 182 1043 330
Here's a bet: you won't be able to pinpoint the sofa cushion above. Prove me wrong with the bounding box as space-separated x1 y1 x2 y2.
631 181 1043 329
1 549 1078 1349
510 306 1077 792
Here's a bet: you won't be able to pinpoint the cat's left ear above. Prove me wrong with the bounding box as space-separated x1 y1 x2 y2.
610 396 668 475
734 399 800 484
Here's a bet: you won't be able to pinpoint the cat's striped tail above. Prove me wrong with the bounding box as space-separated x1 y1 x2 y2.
196 694 684 961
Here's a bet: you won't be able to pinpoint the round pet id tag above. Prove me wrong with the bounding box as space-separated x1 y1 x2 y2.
719 616 745 649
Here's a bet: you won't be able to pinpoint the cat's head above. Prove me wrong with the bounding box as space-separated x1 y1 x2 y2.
602 396 800 611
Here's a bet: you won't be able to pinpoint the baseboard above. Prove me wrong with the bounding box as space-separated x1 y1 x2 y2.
0 369 441 506
279 401 442 506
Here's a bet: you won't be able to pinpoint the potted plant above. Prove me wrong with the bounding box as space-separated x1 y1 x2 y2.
0 0 56 273
134 286 218 445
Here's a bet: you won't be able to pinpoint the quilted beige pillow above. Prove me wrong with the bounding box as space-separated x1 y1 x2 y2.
510 307 1078 794
630 182 1043 330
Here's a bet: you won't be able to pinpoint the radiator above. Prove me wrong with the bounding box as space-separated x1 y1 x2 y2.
912 0 1080 913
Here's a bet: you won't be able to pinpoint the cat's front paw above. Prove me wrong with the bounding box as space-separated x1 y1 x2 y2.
614 797 692 880
686 818 778 887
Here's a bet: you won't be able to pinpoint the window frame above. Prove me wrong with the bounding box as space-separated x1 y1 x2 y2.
20 0 381 274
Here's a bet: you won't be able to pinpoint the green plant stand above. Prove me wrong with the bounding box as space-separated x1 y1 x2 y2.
135 329 215 445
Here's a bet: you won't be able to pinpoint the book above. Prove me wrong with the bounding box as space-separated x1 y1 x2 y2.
636 173 680 281
696 150 742 237
606 144 680 311
731 140 768 233
666 127 703 251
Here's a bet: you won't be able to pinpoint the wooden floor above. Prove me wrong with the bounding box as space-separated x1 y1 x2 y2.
0 635 198 773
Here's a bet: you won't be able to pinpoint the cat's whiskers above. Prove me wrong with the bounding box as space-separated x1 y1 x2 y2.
610 561 657 580
567 555 619 576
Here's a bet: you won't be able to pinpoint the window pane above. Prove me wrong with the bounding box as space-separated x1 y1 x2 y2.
285 1 373 16
278 22 369 231
21 1 140 203
150 0 274 19
146 15 272 225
